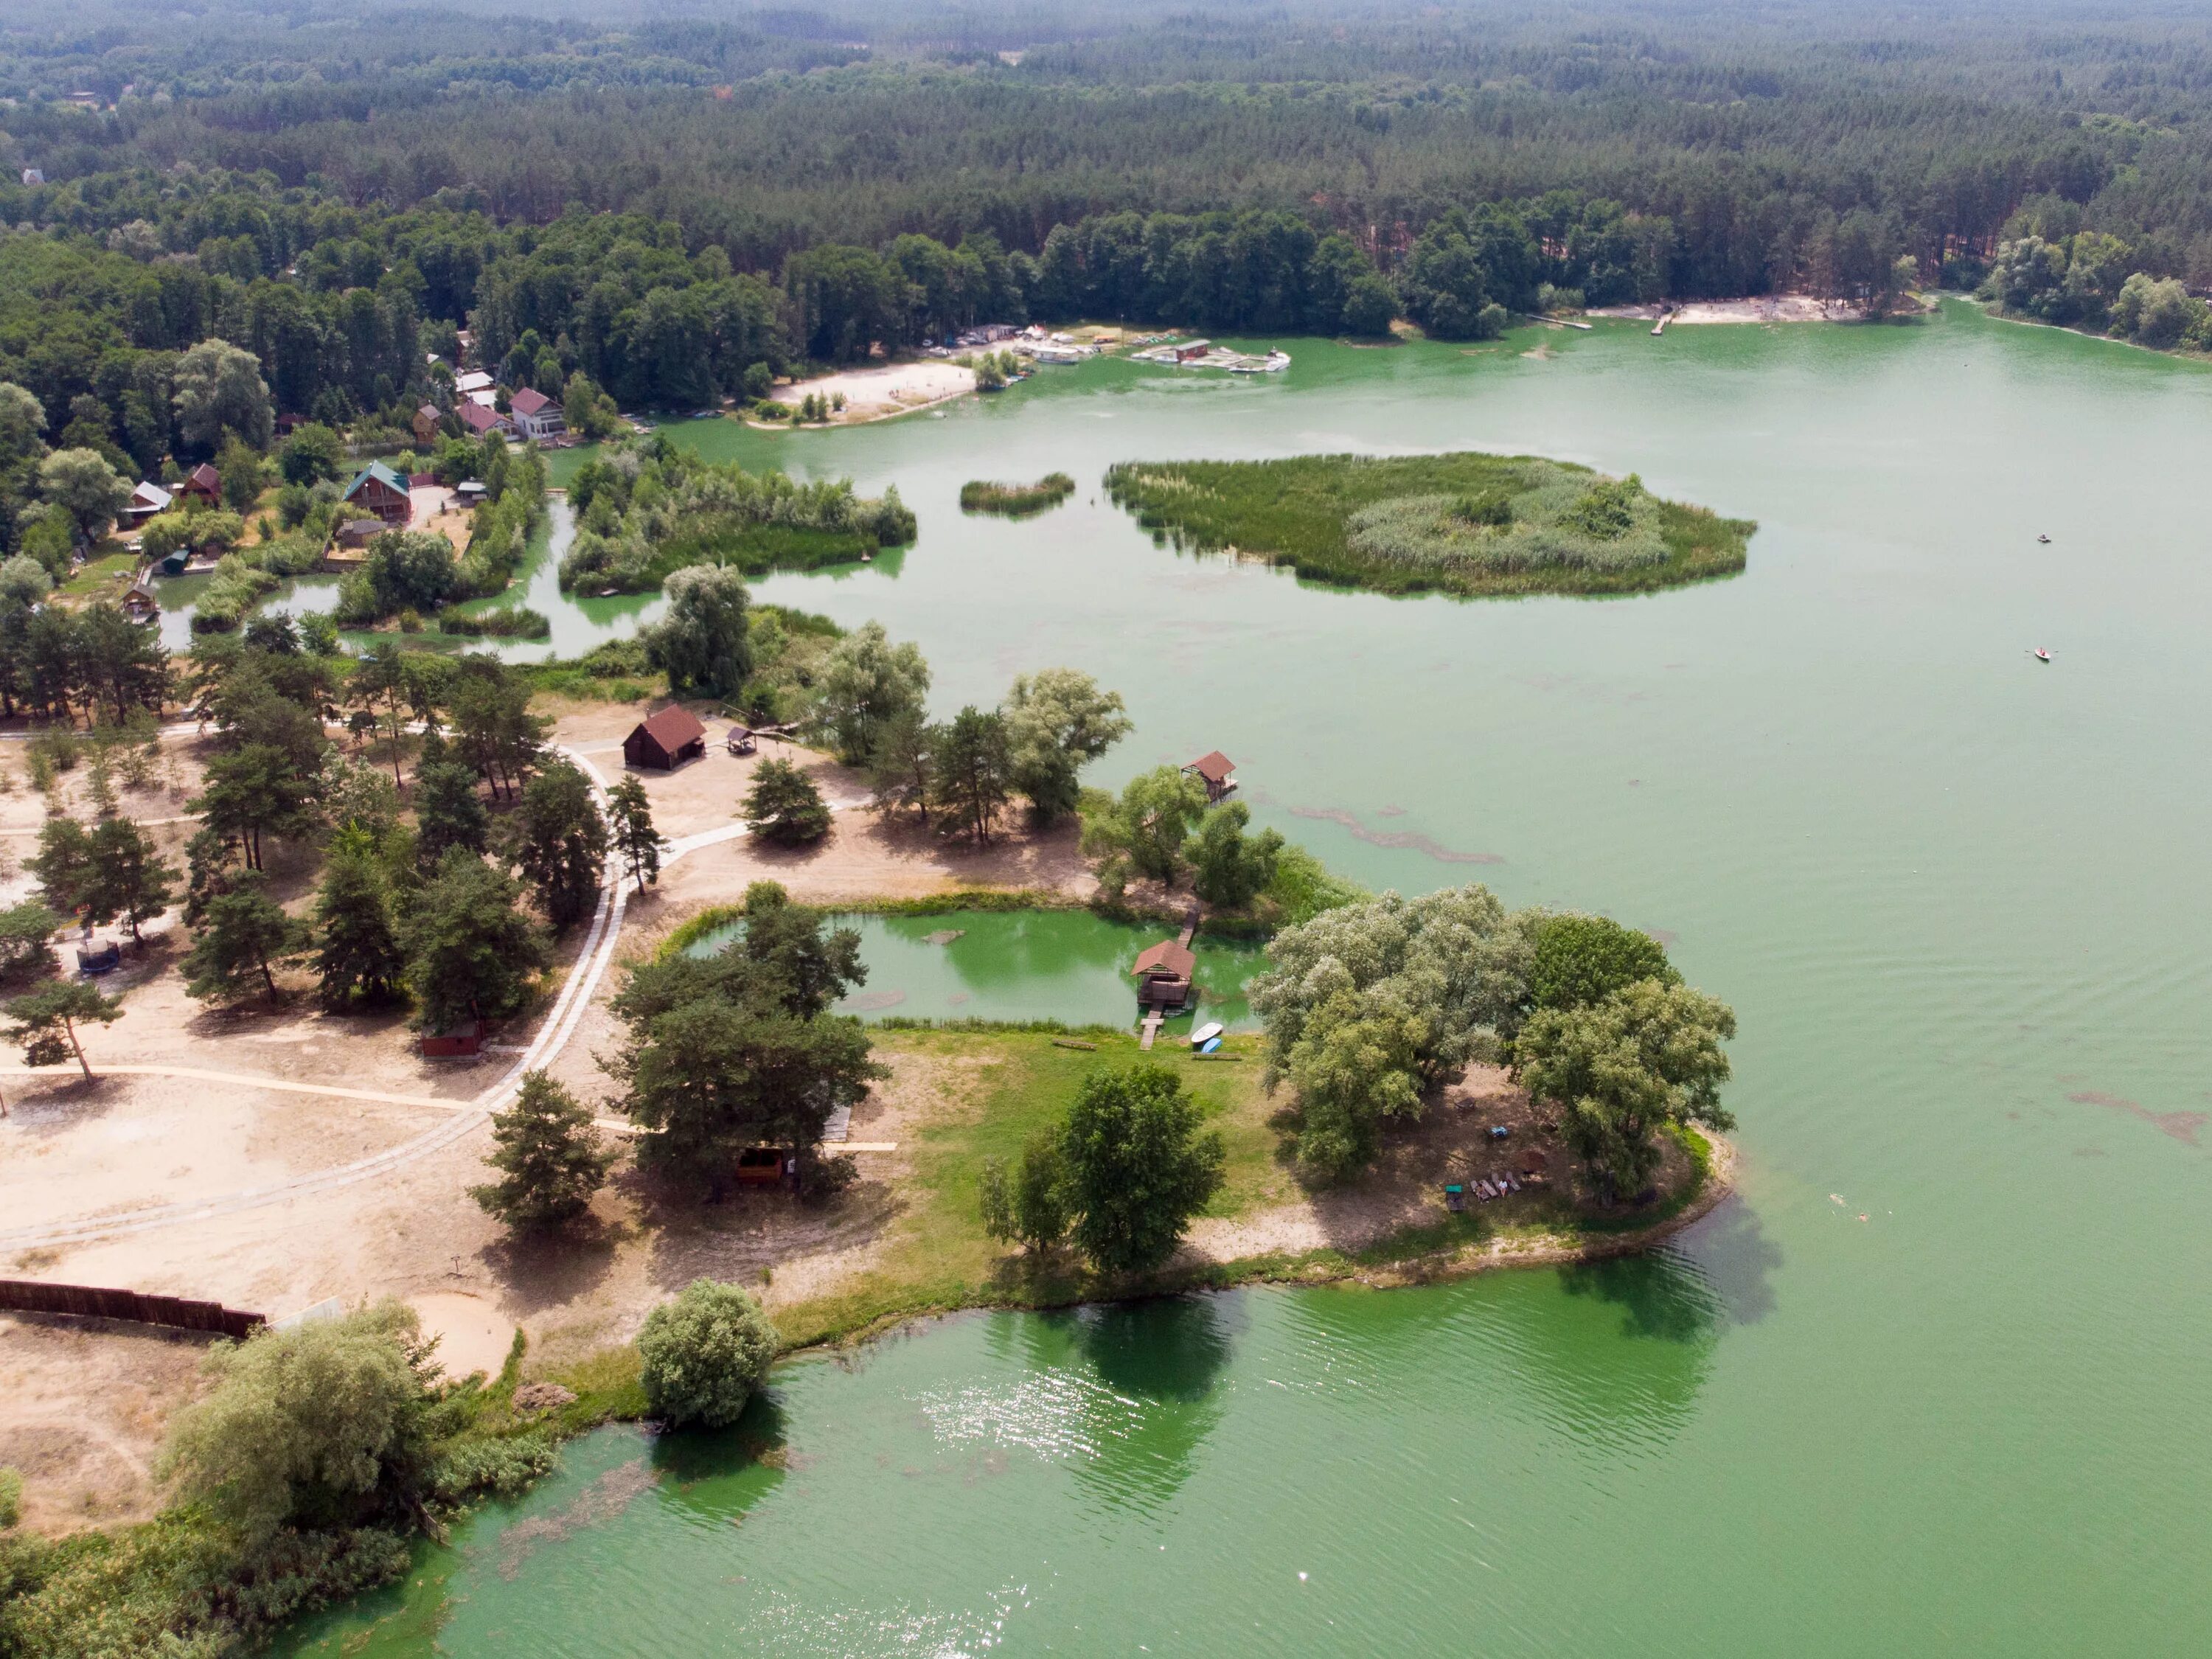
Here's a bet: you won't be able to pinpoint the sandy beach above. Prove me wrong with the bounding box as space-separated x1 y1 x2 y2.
765 360 977 424
1590 295 1869 323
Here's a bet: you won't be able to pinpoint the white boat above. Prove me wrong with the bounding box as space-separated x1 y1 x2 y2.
1189 1021 1225 1047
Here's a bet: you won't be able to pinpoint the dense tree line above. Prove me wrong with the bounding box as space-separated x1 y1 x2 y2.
1 0 2211 442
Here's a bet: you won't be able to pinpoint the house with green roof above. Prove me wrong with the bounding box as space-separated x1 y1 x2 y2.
341 462 413 526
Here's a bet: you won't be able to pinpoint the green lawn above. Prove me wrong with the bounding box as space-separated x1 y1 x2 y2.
770 1028 1290 1347
61 548 137 599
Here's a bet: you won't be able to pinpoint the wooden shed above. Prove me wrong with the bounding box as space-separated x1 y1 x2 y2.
624 706 708 771
420 1019 482 1057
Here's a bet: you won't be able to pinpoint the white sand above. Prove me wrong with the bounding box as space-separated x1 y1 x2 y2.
771 361 975 421
1589 295 1868 324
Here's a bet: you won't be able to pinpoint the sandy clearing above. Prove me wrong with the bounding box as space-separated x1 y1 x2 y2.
0 1313 210 1534
768 360 975 422
1589 295 1874 324
409 1292 519 1381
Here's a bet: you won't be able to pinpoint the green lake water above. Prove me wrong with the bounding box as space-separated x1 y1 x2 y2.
280 302 2212 1655
685 908 1267 1032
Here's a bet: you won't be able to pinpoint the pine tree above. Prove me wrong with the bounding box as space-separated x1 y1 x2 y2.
607 774 667 893
88 817 176 943
184 871 310 1004
413 738 490 874
509 759 608 929
470 1070 615 1231
741 758 832 845
313 848 407 1009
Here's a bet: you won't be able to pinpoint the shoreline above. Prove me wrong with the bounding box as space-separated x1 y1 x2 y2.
772 1128 1737 1357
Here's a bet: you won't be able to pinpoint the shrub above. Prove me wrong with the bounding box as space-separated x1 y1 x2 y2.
742 758 832 845
636 1280 778 1428
438 607 552 639
156 1301 433 1542
959 473 1076 515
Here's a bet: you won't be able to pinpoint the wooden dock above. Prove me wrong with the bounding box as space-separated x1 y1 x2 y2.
1138 1013 1164 1050
1651 309 1673 336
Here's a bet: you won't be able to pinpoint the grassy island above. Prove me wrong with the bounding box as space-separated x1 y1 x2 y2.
560 438 915 595
1106 451 1754 597
961 473 1077 516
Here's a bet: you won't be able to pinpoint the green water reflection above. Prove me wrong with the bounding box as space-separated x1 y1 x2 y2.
686 908 1267 1031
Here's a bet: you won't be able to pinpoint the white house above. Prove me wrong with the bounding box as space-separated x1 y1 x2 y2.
508 387 567 442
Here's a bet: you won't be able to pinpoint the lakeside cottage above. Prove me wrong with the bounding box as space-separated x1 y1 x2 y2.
624 706 708 771
1183 750 1237 801
1132 939 1197 1010
341 462 411 526
509 387 567 442
175 463 222 507
123 481 173 524
457 401 512 438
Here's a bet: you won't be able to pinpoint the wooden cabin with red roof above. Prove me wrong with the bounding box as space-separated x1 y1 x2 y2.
1131 938 1197 1010
1183 751 1237 802
175 463 222 507
623 705 708 771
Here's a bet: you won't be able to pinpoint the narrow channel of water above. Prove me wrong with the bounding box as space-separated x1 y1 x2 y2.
279 305 2212 1656
684 908 1267 1032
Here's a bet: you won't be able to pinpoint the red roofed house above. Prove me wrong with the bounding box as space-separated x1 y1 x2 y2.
175 463 222 507
457 400 512 438
623 705 708 771
509 386 567 442
1183 751 1237 802
1131 938 1197 1010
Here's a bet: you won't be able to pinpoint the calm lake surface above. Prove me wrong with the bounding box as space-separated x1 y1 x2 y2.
686 908 1268 1032
282 303 2212 1656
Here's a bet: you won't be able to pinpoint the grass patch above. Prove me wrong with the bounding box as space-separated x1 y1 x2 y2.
440 606 551 639
59 548 137 600
1105 451 1754 597
959 473 1076 516
770 1028 1290 1347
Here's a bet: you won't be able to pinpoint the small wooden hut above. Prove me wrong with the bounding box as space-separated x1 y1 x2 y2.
1183 751 1237 802
623 706 707 771
1132 939 1196 1010
420 1019 482 1057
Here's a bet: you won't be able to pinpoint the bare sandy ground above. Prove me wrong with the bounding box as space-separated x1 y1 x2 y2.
765 360 976 423
1590 295 1870 323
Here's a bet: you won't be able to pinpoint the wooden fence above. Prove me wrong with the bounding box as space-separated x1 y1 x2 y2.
0 1279 264 1340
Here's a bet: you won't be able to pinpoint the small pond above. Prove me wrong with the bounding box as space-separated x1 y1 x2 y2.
685 908 1268 1033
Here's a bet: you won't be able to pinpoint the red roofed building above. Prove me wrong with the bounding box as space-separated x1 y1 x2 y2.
1183 751 1237 801
175 462 222 507
457 400 512 438
509 386 567 442
1132 938 1197 1009
623 705 708 771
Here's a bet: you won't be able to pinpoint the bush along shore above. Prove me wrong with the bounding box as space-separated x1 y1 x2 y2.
960 473 1077 516
558 433 914 595
1106 451 1755 597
